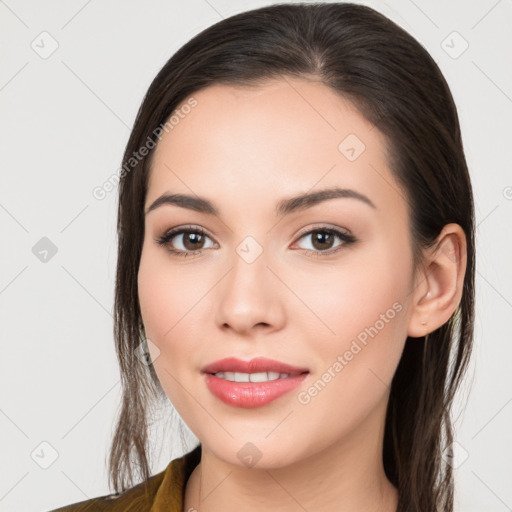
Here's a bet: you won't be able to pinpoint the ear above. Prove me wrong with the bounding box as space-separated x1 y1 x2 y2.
407 223 467 338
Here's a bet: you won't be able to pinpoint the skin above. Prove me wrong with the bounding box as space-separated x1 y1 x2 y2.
137 76 467 512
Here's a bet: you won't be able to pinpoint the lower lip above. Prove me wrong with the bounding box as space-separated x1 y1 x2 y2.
204 373 308 408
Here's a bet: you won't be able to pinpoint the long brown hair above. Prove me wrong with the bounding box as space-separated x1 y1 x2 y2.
108 3 475 510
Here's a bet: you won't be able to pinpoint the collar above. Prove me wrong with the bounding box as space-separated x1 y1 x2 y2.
150 443 202 512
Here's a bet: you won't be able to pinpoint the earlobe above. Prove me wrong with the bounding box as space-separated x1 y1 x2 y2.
407 223 467 339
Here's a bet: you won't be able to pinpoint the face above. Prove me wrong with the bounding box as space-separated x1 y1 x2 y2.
138 77 416 468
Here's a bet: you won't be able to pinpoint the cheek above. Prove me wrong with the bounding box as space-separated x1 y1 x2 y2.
291 253 409 346
137 250 193 406
290 264 409 443
293 240 412 395
138 248 196 339
137 247 212 385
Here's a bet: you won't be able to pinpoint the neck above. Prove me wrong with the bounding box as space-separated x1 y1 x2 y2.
183 398 398 512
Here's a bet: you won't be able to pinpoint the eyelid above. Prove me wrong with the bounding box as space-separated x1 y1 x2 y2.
154 224 218 252
290 225 356 254
293 223 353 240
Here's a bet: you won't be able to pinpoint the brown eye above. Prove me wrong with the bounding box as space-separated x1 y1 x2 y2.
156 226 216 257
310 230 336 250
295 227 356 256
181 231 206 250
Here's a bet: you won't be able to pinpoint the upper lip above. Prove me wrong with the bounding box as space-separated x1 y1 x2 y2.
201 357 309 375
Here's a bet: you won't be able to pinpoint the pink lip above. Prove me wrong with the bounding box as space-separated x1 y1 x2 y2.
201 357 309 375
204 373 308 408
201 357 309 408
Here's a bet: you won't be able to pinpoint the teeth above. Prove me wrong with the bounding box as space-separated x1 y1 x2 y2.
214 371 290 382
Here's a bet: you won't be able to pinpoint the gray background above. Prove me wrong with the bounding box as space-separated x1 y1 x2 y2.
1 0 511 511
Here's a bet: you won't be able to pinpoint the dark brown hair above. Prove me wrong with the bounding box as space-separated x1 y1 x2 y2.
108 3 475 511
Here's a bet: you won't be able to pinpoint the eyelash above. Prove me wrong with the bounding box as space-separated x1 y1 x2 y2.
155 225 357 258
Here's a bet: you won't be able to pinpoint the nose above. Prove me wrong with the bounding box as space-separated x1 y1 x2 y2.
214 248 286 336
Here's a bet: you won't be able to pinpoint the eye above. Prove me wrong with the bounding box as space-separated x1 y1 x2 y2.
293 226 356 256
155 224 357 258
155 225 217 257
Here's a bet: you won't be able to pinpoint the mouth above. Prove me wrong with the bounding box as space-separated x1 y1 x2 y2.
201 357 310 408
210 370 306 382
201 356 309 375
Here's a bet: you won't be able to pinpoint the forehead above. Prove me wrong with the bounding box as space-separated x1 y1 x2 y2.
146 78 404 215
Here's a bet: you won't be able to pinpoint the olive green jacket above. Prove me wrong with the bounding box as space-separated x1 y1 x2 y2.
47 445 201 512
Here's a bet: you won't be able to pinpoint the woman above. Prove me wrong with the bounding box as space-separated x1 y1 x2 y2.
49 2 475 511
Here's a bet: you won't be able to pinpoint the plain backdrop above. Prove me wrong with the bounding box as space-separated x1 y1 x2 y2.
1 1 511 511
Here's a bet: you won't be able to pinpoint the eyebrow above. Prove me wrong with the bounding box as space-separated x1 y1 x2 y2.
145 186 376 217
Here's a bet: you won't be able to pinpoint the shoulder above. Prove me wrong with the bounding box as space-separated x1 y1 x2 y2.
46 444 201 512
46 469 166 512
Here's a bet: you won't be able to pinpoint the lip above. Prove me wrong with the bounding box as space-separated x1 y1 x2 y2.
201 357 309 408
204 373 308 408
201 357 309 375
